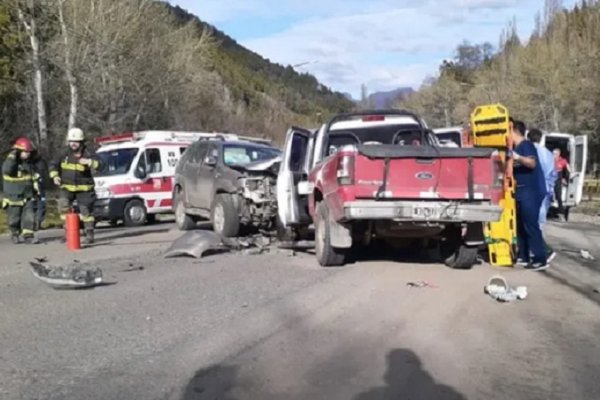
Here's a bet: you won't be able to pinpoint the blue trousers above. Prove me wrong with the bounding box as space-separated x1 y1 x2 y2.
517 194 547 264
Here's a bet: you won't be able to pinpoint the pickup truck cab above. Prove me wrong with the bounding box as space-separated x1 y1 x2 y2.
277 110 504 267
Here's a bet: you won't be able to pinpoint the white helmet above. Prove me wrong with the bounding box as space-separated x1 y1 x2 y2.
67 127 85 142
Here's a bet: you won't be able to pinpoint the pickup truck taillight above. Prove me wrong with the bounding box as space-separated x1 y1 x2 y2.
336 154 355 185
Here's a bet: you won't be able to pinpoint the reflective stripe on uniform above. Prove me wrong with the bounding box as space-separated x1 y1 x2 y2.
2 174 33 182
49 170 59 178
2 198 25 207
91 160 100 170
61 184 94 192
61 161 86 172
21 229 35 235
80 215 95 223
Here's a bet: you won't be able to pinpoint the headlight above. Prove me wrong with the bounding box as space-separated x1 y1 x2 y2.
245 179 259 191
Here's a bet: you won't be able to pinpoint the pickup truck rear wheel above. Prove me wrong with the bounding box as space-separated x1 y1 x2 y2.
212 194 240 238
315 202 347 267
444 244 478 269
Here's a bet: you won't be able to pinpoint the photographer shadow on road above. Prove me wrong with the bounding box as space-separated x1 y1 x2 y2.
354 349 466 400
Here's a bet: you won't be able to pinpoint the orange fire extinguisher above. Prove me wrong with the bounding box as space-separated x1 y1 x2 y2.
65 208 81 251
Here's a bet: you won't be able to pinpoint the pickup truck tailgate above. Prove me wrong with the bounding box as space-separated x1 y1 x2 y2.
353 145 498 200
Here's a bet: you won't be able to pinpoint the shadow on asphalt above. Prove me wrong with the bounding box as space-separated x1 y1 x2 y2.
94 227 172 243
179 349 466 400
543 251 600 306
180 365 240 400
354 349 466 400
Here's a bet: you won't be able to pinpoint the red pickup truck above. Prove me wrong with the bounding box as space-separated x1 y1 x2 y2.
277 110 504 267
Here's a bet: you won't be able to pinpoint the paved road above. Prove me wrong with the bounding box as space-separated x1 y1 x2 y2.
0 220 599 400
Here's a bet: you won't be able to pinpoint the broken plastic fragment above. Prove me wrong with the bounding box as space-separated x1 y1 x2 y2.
164 230 227 259
30 261 103 289
484 276 527 302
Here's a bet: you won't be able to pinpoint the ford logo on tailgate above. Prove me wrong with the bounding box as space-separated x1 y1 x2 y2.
415 172 434 180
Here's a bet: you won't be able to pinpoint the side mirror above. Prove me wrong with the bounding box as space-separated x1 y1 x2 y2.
204 156 217 167
134 165 147 180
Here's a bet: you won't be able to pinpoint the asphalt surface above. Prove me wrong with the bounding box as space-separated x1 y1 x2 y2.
0 219 599 400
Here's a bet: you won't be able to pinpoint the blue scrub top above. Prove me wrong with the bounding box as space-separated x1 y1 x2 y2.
513 140 547 201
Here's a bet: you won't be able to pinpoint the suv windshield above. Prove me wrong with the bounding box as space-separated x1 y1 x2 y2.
223 144 280 167
95 148 139 177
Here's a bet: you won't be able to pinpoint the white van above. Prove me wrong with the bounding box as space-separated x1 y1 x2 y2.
432 127 465 148
93 131 222 226
540 132 588 220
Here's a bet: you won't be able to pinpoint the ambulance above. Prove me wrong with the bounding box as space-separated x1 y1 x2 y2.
92 130 245 226
540 132 588 220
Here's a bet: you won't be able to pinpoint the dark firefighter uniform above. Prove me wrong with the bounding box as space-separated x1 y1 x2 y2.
2 139 40 243
49 146 101 243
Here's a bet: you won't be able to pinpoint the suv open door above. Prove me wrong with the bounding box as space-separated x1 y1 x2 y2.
277 127 313 227
567 134 588 206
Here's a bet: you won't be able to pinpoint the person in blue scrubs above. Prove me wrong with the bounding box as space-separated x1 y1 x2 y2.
528 129 557 262
510 119 548 270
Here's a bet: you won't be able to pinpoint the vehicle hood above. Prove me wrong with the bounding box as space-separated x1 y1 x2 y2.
229 156 282 175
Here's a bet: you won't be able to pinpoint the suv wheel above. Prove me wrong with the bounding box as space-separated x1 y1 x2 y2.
124 199 147 227
175 190 196 231
212 194 240 237
315 202 347 267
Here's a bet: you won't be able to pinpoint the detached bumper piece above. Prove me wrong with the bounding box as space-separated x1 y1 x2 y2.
93 198 128 220
344 201 502 223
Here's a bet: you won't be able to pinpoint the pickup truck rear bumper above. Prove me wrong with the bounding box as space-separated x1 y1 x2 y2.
343 201 502 223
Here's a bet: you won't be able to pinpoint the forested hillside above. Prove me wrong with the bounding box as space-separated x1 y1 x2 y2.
0 0 353 155
399 0 599 166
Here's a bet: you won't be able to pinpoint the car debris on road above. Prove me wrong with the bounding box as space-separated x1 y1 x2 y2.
164 230 227 259
30 261 104 289
484 275 528 303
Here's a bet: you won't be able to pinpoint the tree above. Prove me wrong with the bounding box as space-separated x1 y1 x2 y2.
15 0 48 149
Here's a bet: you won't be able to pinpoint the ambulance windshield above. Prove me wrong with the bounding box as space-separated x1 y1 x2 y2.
96 148 139 177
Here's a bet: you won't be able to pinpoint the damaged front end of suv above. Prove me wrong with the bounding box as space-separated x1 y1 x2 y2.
232 156 280 231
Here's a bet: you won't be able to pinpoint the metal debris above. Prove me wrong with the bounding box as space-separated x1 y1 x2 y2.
30 261 103 289
164 230 228 259
484 276 527 303
406 281 438 289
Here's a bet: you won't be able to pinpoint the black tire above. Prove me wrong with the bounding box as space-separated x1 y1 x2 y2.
212 194 240 238
444 244 478 269
174 189 196 231
440 225 477 269
315 202 347 267
123 199 147 227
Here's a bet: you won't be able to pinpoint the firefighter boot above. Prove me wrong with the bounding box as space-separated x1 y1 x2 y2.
84 228 95 245
11 231 21 245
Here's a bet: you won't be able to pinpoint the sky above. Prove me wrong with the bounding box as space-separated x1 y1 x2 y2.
171 0 578 98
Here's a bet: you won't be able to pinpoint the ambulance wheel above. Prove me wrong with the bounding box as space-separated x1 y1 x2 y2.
212 194 240 238
175 191 196 231
124 199 147 227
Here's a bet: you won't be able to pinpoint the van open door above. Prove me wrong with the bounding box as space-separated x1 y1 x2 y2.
567 135 588 206
277 127 313 227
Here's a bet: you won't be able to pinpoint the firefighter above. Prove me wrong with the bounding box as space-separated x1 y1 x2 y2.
2 137 39 244
50 128 101 244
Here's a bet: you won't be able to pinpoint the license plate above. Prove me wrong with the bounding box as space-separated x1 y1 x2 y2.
412 206 438 219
